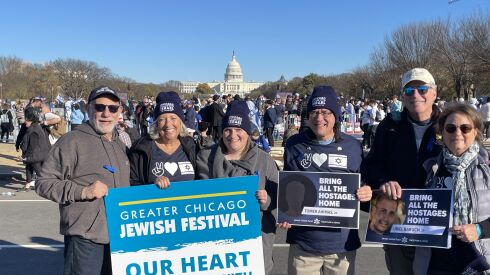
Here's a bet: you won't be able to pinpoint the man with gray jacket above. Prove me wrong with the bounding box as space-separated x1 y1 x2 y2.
36 87 130 275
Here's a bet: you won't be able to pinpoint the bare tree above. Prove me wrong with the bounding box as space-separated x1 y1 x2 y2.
385 22 438 71
50 59 111 100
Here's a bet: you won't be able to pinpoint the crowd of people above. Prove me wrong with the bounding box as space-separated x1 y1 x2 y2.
1 66 490 274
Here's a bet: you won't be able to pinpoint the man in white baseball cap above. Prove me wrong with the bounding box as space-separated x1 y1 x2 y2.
362 68 442 275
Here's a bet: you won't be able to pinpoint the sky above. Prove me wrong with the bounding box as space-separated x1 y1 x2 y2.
1 0 489 84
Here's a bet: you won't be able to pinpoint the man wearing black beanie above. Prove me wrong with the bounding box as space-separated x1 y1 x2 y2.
279 85 372 275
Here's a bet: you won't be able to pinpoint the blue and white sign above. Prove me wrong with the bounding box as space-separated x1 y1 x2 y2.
365 189 453 248
105 176 265 275
278 171 360 229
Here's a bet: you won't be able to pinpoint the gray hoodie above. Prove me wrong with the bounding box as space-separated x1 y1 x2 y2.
36 122 130 244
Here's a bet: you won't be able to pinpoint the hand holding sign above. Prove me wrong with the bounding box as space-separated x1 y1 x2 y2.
255 190 268 207
380 181 402 200
356 185 372 202
155 176 171 189
452 224 478 243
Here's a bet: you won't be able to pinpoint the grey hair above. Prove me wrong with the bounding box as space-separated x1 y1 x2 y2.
148 117 188 140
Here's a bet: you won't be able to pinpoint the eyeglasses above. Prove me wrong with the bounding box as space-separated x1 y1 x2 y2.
309 110 333 118
444 124 473 134
403 85 431 96
94 104 120 113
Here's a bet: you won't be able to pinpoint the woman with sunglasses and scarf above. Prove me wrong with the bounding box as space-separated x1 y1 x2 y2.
413 103 490 274
129 91 197 188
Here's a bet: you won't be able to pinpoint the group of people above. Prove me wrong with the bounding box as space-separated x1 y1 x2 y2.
25 67 490 275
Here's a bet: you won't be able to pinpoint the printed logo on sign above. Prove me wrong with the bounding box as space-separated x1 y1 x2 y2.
228 115 242 126
328 154 347 169
312 97 326 107
160 103 175 112
178 162 194 175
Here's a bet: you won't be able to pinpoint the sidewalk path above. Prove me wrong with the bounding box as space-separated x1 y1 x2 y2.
0 142 24 180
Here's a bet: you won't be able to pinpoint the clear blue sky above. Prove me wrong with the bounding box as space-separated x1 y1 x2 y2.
1 0 488 84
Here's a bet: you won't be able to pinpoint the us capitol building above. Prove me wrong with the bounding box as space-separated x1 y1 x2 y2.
178 53 264 97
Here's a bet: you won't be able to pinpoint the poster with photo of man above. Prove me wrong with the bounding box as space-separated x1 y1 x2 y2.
277 171 360 229
365 189 453 248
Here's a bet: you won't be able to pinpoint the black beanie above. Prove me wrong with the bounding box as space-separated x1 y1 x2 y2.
307 86 341 122
154 91 184 121
222 101 252 135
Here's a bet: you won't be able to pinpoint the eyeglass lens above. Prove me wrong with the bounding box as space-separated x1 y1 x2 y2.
444 124 473 134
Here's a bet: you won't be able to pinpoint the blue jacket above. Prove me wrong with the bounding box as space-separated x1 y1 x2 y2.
284 129 363 253
184 107 197 130
70 109 84 125
263 107 278 129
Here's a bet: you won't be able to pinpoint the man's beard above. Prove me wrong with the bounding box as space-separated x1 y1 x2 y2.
93 120 116 135
90 113 116 135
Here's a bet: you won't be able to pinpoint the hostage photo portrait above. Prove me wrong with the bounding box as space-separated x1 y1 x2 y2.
365 189 453 248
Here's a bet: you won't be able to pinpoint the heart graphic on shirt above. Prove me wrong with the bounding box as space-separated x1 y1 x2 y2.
312 153 328 167
164 162 178 176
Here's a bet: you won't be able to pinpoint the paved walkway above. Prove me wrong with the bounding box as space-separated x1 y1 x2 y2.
0 142 24 181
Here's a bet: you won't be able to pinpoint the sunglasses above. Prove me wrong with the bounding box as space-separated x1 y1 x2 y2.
444 124 473 134
94 104 120 113
403 85 430 96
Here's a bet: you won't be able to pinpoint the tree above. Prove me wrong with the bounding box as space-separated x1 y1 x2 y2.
195 83 212 95
50 58 111 100
385 22 438 72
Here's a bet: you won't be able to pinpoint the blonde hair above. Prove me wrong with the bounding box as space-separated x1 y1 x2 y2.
148 117 187 140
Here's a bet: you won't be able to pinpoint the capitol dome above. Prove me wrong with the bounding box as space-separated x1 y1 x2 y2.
224 53 244 83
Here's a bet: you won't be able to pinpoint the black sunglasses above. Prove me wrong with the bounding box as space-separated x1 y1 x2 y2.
94 104 120 113
444 124 473 134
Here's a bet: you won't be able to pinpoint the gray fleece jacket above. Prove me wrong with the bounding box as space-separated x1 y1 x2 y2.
35 122 130 244
195 142 278 275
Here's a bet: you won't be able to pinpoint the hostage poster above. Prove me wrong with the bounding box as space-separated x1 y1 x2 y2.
104 176 265 275
277 171 360 229
365 189 453 248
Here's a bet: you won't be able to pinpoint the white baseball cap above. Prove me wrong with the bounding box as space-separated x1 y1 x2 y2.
401 68 435 88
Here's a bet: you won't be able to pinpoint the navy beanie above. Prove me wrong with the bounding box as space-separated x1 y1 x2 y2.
154 91 185 121
222 101 252 135
307 86 341 122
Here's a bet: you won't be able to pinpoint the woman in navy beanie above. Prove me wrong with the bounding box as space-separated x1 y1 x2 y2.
129 91 197 188
196 100 279 274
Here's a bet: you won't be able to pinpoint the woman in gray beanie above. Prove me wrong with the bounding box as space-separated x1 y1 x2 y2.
196 100 279 274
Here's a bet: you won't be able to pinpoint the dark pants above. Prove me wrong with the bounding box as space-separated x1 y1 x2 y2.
484 121 490 138
64 235 112 275
26 162 43 183
1 123 10 141
265 127 274 147
361 123 370 147
368 124 378 148
140 125 148 136
212 126 222 142
384 245 415 275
